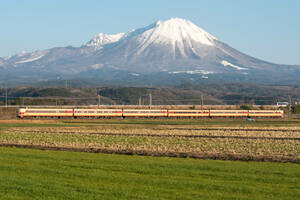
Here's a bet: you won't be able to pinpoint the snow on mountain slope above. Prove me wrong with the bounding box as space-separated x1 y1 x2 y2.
136 18 217 46
85 33 125 49
4 50 49 66
221 60 248 70
168 70 214 74
3 55 13 60
120 18 217 57
0 58 4 66
15 51 28 57
16 54 45 64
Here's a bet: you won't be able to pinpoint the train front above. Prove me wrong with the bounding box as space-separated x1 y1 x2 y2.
16 107 26 118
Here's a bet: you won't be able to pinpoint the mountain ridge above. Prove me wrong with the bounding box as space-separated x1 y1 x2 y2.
1 18 300 85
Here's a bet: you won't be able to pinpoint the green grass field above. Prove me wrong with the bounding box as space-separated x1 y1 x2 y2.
0 147 299 200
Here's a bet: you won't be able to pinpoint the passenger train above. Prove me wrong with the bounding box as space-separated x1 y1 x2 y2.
17 108 284 118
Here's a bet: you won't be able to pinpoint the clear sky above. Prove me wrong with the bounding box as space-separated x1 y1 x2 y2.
1 0 299 65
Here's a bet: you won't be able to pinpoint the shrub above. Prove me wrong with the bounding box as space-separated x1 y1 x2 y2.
190 105 196 110
292 104 300 114
240 104 253 110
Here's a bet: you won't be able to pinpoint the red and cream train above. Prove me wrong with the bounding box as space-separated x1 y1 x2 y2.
17 108 284 118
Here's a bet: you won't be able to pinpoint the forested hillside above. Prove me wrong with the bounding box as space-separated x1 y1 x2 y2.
1 84 299 106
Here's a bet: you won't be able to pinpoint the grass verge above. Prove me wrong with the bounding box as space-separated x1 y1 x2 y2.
0 147 300 200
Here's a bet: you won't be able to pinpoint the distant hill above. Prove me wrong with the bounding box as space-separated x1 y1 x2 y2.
1 84 299 106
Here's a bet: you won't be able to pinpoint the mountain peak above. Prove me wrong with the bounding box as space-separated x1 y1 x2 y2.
85 18 218 50
114 17 218 58
149 18 217 46
156 17 192 26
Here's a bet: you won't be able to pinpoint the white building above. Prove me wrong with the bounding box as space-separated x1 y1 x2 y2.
276 102 289 107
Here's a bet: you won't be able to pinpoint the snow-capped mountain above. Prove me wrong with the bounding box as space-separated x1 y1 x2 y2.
1 18 300 85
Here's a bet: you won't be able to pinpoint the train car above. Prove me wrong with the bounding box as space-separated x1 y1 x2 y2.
17 108 73 118
16 108 284 119
249 110 283 118
168 110 210 117
74 109 122 118
122 109 168 117
209 110 249 117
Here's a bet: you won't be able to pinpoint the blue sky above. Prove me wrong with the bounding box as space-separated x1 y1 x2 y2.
0 0 299 64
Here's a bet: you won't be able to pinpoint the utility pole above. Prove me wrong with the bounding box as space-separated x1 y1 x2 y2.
5 85 8 108
288 95 292 118
149 93 152 109
98 95 101 107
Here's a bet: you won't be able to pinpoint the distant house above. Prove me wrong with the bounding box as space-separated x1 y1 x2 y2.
276 102 289 107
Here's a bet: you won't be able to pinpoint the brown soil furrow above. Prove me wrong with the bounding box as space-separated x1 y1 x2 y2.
14 130 300 140
155 128 300 132
1 143 299 164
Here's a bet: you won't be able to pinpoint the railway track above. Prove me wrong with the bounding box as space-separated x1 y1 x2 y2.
14 130 300 141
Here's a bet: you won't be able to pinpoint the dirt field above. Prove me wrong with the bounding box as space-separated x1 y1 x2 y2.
1 118 300 163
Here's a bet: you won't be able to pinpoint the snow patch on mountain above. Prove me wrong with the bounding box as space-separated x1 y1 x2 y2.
85 33 125 49
16 54 45 64
16 51 27 57
3 55 12 60
168 69 214 75
91 64 104 70
130 73 140 76
221 60 248 70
